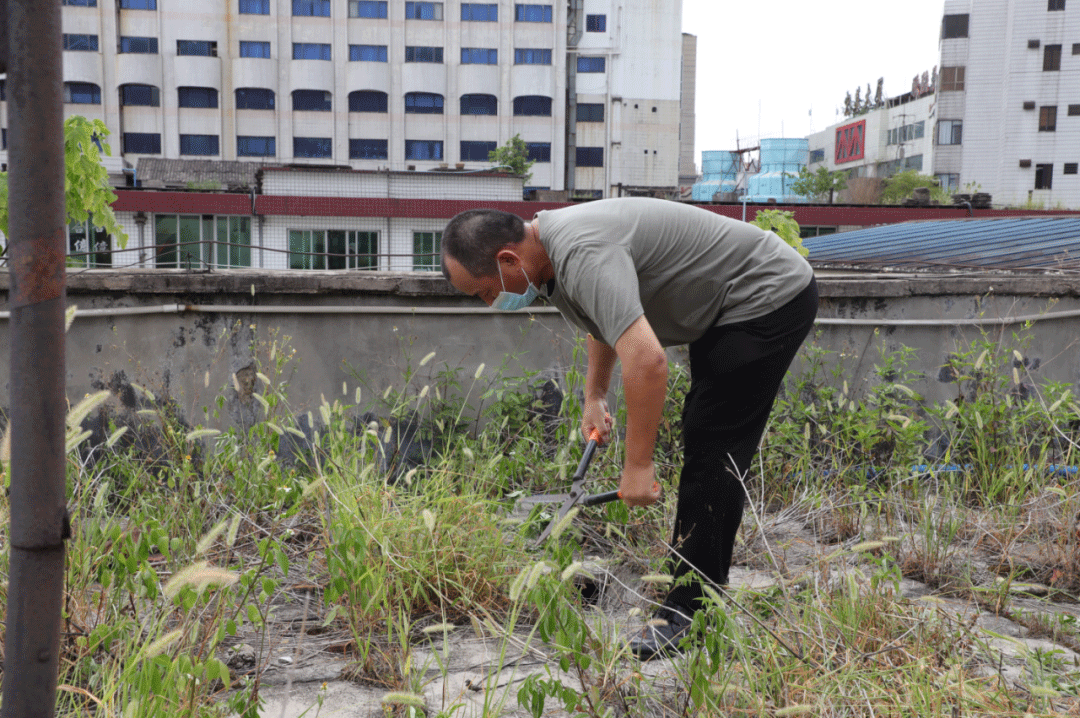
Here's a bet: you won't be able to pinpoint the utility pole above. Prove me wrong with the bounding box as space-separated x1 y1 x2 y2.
2 0 69 715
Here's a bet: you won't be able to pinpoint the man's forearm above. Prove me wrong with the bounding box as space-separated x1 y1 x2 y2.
585 335 618 401
620 350 667 467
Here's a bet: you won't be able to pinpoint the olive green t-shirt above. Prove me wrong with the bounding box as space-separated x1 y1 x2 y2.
535 197 814 347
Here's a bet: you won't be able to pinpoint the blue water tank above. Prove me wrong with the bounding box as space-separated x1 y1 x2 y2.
745 138 809 204
693 150 741 200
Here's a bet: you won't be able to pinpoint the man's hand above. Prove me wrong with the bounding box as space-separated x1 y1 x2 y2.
620 460 661 508
581 398 613 444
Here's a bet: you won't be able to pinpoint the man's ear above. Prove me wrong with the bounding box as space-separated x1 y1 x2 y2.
495 248 520 268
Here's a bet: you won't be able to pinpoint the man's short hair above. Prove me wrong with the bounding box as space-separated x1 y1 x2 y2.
441 209 526 279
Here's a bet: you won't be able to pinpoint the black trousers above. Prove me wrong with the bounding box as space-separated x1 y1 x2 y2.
666 276 818 609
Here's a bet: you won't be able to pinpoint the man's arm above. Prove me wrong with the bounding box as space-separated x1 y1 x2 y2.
581 334 617 441
613 315 667 507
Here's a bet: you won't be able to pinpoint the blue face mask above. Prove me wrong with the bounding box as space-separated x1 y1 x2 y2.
491 263 540 311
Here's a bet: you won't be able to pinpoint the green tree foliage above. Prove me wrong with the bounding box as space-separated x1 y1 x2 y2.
0 115 128 257
487 134 534 185
880 170 948 205
787 166 848 204
751 209 808 257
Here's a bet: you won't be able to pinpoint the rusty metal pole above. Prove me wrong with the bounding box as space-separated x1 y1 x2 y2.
2 0 69 714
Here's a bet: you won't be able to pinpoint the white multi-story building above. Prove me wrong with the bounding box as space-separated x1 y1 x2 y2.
936 0 1080 207
25 0 690 199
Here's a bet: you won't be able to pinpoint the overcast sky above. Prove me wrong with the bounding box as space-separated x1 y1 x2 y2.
681 0 944 168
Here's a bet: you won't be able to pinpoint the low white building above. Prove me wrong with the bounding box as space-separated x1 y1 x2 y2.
96 165 526 272
805 88 938 187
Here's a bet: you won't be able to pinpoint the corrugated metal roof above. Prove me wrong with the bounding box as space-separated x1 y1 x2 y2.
804 216 1080 272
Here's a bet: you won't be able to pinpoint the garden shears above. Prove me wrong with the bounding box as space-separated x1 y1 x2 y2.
526 428 658 546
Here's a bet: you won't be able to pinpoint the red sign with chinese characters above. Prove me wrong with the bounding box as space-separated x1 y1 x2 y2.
834 119 866 164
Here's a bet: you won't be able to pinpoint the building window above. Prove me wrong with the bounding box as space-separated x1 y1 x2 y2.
1073 43 1080 55
526 142 551 162
460 94 497 115
123 132 161 154
237 136 276 156
941 13 968 38
513 95 551 116
63 82 101 104
808 148 825 163
413 231 441 271
585 14 606 31
1065 163 1078 175
177 40 217 56
939 66 965 92
239 0 270 13
240 41 271 58
405 140 443 160
120 36 158 53
461 3 496 20
215 217 253 268
1049 0 1066 10
1035 163 1053 189
349 90 388 112
1039 106 1058 131
155 215 198 268
293 0 330 16
349 139 388 159
68 219 112 268
121 84 160 106
404 92 444 114
63 0 98 5
293 137 332 158
236 88 275 110
1044 44 1062 71
577 56 606 72
937 119 962 145
515 4 551 22
405 46 443 62
178 87 219 109
461 47 497 64
289 230 323 269
350 44 387 61
63 34 99 51
577 103 604 122
1069 104 1080 116
514 48 551 65
405 1 442 19
460 141 496 161
576 147 603 167
156 215 250 269
934 173 960 192
289 230 376 270
293 43 331 60
349 232 379 270
292 90 332 111
119 0 156 8
349 0 387 17
179 134 220 156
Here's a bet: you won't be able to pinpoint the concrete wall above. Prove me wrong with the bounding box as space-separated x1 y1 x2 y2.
3 270 1080 431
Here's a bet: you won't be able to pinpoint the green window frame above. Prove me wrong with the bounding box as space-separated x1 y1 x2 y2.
290 229 379 269
412 231 441 271
155 214 251 268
